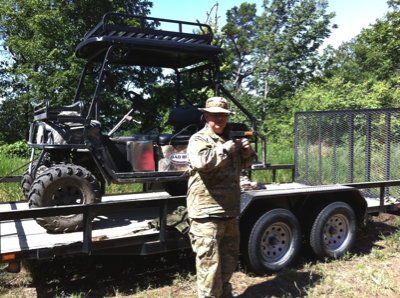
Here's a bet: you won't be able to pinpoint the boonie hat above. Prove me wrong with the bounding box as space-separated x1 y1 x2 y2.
198 97 234 114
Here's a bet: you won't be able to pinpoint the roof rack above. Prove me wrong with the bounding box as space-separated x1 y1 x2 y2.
85 12 213 45
75 12 221 68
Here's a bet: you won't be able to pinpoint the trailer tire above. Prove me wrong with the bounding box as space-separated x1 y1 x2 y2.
310 202 356 259
21 159 50 199
245 208 302 274
28 164 101 233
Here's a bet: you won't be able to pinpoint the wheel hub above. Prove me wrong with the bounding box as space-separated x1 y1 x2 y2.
324 214 349 249
51 185 82 206
268 235 280 246
61 194 73 205
261 223 292 262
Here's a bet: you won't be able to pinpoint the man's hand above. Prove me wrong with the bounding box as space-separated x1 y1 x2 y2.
237 138 250 151
225 140 236 153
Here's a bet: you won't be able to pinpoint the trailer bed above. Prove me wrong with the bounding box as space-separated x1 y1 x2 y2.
0 191 184 255
1 183 398 258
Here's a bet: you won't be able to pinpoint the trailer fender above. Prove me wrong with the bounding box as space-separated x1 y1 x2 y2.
239 185 367 225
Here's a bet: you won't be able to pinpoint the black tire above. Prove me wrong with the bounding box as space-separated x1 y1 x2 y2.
163 181 188 196
28 164 101 233
20 160 51 199
310 202 356 259
244 208 302 274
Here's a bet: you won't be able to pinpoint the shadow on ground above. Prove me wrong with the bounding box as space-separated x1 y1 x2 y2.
12 213 399 298
23 250 196 297
236 271 322 298
352 213 399 255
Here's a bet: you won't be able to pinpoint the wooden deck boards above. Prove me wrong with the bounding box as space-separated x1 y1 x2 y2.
0 192 175 254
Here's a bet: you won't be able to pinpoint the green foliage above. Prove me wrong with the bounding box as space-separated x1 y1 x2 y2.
106 183 142 195
356 0 400 80
252 142 294 183
0 95 31 144
221 0 336 144
221 3 258 94
289 74 400 114
278 2 400 148
253 0 336 99
0 0 154 143
288 1 397 115
380 230 400 253
0 151 27 202
222 0 337 98
320 43 368 84
0 140 31 159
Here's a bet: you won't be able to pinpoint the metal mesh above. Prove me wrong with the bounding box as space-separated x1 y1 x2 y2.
294 108 400 199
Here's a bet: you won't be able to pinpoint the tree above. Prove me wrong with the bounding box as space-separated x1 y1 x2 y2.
253 0 336 117
0 63 30 144
317 42 367 84
221 0 336 137
289 75 400 113
354 0 398 80
221 3 258 95
295 0 398 114
282 1 400 146
0 0 154 143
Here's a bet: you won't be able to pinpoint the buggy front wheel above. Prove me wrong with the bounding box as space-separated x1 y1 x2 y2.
28 164 101 233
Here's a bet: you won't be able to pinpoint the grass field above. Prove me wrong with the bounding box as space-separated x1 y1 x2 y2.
0 154 29 202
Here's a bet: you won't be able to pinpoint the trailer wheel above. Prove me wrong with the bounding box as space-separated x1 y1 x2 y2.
245 209 302 274
310 202 356 259
20 159 51 199
28 164 101 233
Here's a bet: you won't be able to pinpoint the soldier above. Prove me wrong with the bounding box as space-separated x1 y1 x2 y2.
187 97 256 298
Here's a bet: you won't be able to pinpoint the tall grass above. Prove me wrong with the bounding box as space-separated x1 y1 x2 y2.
0 153 29 202
106 183 142 194
252 144 294 184
296 141 400 197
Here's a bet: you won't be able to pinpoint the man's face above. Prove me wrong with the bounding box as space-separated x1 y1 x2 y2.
204 112 228 134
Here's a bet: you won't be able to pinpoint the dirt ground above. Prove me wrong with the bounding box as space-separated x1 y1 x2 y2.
1 213 400 298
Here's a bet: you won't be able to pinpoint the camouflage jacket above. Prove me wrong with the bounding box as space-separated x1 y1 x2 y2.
187 123 256 218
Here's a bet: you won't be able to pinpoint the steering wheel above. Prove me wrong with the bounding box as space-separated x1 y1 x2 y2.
126 91 151 114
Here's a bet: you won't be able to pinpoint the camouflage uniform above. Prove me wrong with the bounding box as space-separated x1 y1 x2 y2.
187 121 255 298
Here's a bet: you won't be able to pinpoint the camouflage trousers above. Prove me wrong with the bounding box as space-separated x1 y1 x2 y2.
189 217 240 298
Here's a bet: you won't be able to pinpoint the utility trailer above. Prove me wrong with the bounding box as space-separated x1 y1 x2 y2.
1 12 400 276
1 169 399 275
3 105 400 275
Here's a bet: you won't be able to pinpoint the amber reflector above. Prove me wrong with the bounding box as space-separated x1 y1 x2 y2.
2 254 15 261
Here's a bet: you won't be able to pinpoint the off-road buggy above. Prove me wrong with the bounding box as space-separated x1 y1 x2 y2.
24 12 268 233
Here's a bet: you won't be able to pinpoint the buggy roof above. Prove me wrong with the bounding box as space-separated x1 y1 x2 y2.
75 12 222 69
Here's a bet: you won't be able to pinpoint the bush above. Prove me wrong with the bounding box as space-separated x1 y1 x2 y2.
0 141 31 159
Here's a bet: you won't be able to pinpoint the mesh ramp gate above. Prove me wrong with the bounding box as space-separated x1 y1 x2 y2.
294 108 400 199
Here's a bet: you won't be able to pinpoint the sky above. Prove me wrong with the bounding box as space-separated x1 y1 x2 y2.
149 0 390 50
